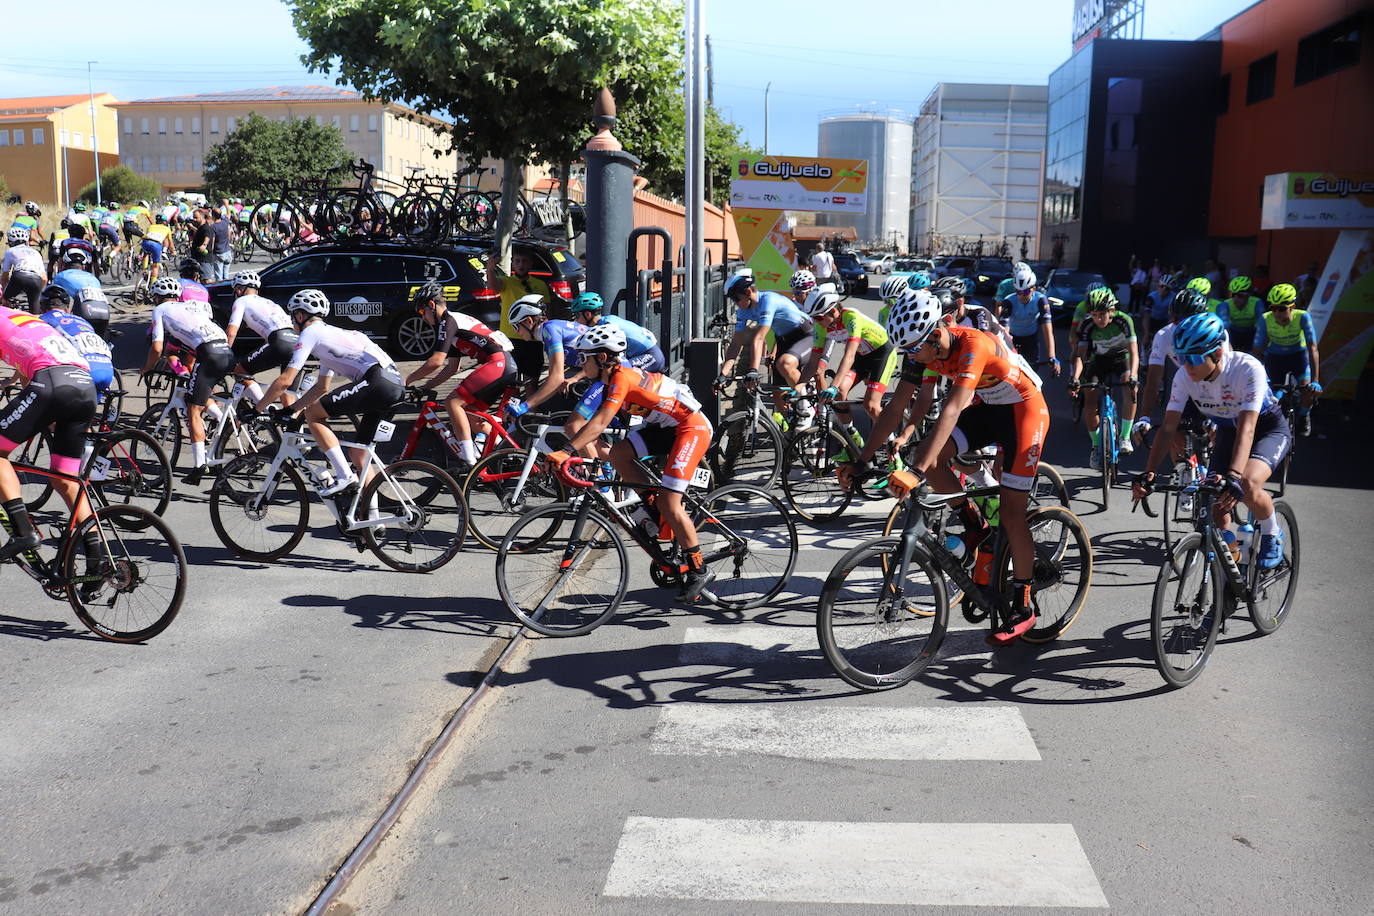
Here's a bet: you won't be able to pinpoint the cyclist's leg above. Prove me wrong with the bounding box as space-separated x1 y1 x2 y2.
858 345 897 427
44 369 99 527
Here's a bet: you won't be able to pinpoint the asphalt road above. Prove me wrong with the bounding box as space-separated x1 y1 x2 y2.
1 284 1371 914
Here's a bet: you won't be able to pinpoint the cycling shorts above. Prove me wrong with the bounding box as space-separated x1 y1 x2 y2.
627 414 713 494
321 363 405 442
1013 332 1042 366
187 341 236 407
141 238 164 264
843 342 897 394
625 345 666 374
0 366 98 470
775 326 812 364
2 271 45 313
455 352 517 412
511 338 544 380
1263 352 1311 387
122 222 144 243
1213 408 1291 473
949 394 1050 492
1084 351 1130 385
241 328 299 374
98 226 120 246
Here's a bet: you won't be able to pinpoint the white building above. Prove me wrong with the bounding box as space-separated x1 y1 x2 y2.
816 112 913 250
909 84 1048 257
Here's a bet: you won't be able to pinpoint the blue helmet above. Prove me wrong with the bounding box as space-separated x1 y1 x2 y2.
908 270 932 290
1173 312 1226 359
572 291 606 313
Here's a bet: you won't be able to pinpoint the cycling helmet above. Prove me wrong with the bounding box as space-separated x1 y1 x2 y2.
155 214 167 224
1086 286 1118 311
106 201 120 210
885 288 942 351
1085 280 1106 293
73 202 87 212
62 249 90 267
412 280 444 305
24 202 40 217
1012 262 1036 291
287 288 331 317
178 257 203 277
572 291 606 313
1169 288 1210 322
909 270 932 290
879 274 909 301
1267 283 1298 307
6 226 29 245
931 275 967 297
573 322 627 354
932 288 957 316
150 277 182 299
725 271 755 299
38 285 72 310
803 288 841 317
507 293 546 326
1173 312 1227 358
1185 277 1211 296
789 269 816 293
231 269 261 289
138 199 150 208
1228 276 1253 296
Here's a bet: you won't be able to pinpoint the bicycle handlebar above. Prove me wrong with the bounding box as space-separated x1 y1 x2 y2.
554 456 595 489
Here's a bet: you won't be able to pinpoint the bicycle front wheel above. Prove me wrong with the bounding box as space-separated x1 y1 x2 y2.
209 413 276 465
462 448 565 551
1247 500 1299 635
781 427 854 524
691 484 798 610
89 428 173 523
708 411 783 490
136 404 184 470
496 503 627 636
209 453 310 560
993 505 1094 643
65 504 187 642
361 460 467 573
817 536 948 690
1151 533 1223 688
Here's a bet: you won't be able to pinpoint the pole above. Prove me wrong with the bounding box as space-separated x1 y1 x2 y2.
684 0 706 338
764 82 772 156
61 110 71 207
87 61 102 204
706 34 714 107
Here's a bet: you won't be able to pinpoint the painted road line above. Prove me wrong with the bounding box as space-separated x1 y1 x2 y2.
603 817 1108 908
678 624 990 666
651 705 1040 760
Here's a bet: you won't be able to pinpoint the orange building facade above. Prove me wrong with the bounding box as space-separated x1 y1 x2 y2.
1208 0 1373 283
0 94 120 207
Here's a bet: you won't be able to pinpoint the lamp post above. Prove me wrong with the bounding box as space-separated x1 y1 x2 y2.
87 61 102 204
763 82 771 155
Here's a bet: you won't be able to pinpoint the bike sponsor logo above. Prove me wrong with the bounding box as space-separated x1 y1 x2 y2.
334 296 384 322
751 160 833 180
1304 177 1374 198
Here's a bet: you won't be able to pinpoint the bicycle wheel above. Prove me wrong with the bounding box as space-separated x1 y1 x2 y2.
708 411 783 490
453 191 496 234
65 504 186 643
816 536 948 690
462 447 565 551
360 460 467 572
1029 462 1070 513
136 404 184 469
690 484 798 610
208 414 276 465
14 430 55 512
1150 533 1223 688
781 427 854 524
88 428 173 524
992 505 1093 643
496 502 627 636
1099 412 1113 509
209 453 310 561
248 201 296 253
1247 500 1299 635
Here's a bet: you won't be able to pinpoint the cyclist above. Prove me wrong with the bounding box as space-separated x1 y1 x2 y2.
570 292 665 373
789 268 817 308
10 202 43 247
997 262 1059 373
506 293 586 418
122 199 151 249
50 250 111 339
225 270 297 405
37 286 115 400
858 288 1050 643
95 203 122 265
404 281 516 468
548 324 717 603
0 305 98 562
46 221 69 280
719 271 814 425
934 275 1014 348
2 227 47 313
140 277 236 484
56 224 100 279
176 258 213 318
1070 280 1107 326
486 248 553 383
1141 273 1178 342
1132 287 1222 454
1185 277 1224 315
64 202 94 239
876 274 909 327
1067 286 1139 467
1134 313 1291 568
1221 275 1262 353
1253 282 1321 437
141 214 176 283
799 288 896 453
254 289 405 496
995 261 1033 303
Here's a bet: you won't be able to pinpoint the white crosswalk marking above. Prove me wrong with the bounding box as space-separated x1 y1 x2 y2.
651 705 1041 760
603 817 1109 907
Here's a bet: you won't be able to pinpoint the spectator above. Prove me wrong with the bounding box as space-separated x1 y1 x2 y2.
1297 274 1318 309
1129 256 1148 316
1204 258 1222 288
210 208 233 281
1252 263 1272 300
189 210 214 282
1149 258 1163 288
810 244 836 284
1296 260 1320 290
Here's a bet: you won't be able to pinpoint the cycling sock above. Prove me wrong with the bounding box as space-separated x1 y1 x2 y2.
1011 578 1034 614
1257 511 1280 536
1089 427 1101 447
680 546 705 574
82 529 102 567
457 439 478 464
324 445 353 481
190 441 206 467
205 401 224 423
246 381 265 401
1 498 35 541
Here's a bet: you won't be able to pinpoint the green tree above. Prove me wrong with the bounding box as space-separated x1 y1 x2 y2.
76 165 161 205
203 112 351 199
618 100 759 206
289 0 682 262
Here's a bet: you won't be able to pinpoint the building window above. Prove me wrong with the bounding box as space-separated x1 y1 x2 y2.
191 117 200 134
73 131 83 147
141 156 151 172
141 118 150 134
123 118 132 134
227 116 237 131
13 129 22 146
1296 15 1363 86
158 117 167 134
192 156 201 171
0 130 8 146
387 156 394 172
175 156 185 171
159 156 168 171
1246 53 1277 104
59 129 68 145
350 114 360 132
32 128 43 145
174 117 184 134
368 114 378 131
332 115 341 128
210 116 220 133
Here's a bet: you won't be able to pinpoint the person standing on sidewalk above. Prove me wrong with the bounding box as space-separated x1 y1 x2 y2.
189 210 214 282
210 208 233 282
810 243 836 289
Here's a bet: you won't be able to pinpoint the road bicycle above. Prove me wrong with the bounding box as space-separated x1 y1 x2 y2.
1136 478 1299 688
1 460 186 642
495 453 799 636
1270 373 1305 497
708 373 786 490
462 417 571 551
387 384 528 471
1138 419 1213 564
1071 379 1131 508
231 228 255 264
208 410 467 572
816 470 1092 690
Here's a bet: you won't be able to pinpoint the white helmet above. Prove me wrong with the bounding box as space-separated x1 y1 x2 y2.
803 288 841 317
885 288 942 351
150 277 182 299
725 270 755 298
507 293 545 326
62 249 91 267
1012 261 1036 291
6 226 29 245
287 288 330 317
232 269 261 288
879 274 909 301
573 323 627 354
789 269 816 292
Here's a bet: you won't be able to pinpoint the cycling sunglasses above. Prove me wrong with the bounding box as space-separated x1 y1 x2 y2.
1180 350 1217 366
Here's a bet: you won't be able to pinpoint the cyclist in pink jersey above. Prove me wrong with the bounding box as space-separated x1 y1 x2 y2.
0 306 98 560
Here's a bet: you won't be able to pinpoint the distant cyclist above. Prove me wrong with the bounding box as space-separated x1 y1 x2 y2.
798 288 896 452
225 270 297 406
570 292 665 373
2 227 47 313
38 285 115 400
997 262 1058 373
933 275 1014 348
141 215 176 284
1221 276 1262 353
1252 282 1320 437
1067 286 1139 466
50 250 111 339
505 293 586 418
789 268 817 308
718 270 814 427
1185 276 1224 315
877 274 909 328
176 258 213 318
10 202 43 248
122 200 152 248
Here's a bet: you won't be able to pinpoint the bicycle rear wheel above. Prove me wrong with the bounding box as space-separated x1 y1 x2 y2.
1247 500 1299 635
248 201 297 253
781 427 854 524
817 536 948 691
361 460 467 572
136 404 184 469
65 504 186 643
1150 533 1223 688
209 453 310 560
690 484 798 610
496 502 627 636
89 428 173 524
993 505 1093 643
462 448 565 551
708 411 783 490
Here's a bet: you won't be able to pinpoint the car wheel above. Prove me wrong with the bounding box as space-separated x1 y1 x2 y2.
388 310 437 360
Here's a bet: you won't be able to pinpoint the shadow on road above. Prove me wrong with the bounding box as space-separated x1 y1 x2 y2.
0 613 107 643
282 592 513 639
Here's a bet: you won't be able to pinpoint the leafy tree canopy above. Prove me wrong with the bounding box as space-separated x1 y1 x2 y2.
203 112 351 199
618 99 759 206
76 165 161 205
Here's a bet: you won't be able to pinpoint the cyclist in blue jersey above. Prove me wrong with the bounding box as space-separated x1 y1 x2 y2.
997 262 1059 373
37 285 115 397
51 250 111 339
571 292 665 373
719 271 814 423
506 293 589 418
1253 282 1321 436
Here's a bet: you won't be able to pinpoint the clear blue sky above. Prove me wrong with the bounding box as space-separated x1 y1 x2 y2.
2 0 1256 157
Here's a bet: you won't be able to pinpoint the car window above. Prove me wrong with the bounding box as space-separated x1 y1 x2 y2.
835 254 861 268
265 254 327 285
400 256 454 283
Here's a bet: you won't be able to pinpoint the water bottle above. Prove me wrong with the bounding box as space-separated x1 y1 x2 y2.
943 534 966 562
973 543 995 586
627 501 658 540
1236 523 1255 566
473 432 487 453
1221 529 1241 566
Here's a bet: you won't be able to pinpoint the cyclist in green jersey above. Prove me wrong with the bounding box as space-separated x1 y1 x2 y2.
1186 277 1225 315
798 289 897 452
1221 275 1262 352
1253 282 1321 435
1067 286 1139 467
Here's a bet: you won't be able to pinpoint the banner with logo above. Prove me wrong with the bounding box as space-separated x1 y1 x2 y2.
1260 172 1374 230
1312 229 1374 399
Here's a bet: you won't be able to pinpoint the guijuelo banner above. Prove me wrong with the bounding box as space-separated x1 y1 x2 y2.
1261 172 1374 230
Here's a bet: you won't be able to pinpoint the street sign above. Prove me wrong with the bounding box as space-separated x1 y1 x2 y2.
1260 172 1374 231
730 156 868 214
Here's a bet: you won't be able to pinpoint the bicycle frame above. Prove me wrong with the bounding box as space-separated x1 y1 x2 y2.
1 462 119 590
398 387 520 463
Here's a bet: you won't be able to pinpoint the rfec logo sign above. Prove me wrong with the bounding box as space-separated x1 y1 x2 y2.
1072 0 1106 45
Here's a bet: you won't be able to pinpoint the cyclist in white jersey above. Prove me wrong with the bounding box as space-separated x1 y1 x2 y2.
139 277 236 483
255 288 404 496
1134 287 1230 446
225 269 297 405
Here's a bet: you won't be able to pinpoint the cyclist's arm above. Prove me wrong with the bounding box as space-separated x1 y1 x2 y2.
404 349 448 386
1303 315 1320 381
1252 321 1268 357
1038 308 1056 365
426 355 463 389
748 325 771 373
1127 338 1140 381
1141 408 1183 476
525 350 566 410
286 371 331 414
564 398 620 453
830 336 861 389
857 377 919 464
909 383 976 475
798 345 824 386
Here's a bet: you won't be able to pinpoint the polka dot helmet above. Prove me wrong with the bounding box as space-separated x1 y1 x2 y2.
885 288 942 351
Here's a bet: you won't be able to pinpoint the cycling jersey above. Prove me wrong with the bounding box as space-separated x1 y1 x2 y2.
40 309 113 393
918 325 1042 406
1254 309 1315 356
98 209 121 230
2 245 45 277
11 214 37 232
290 320 395 381
228 294 292 340
1224 294 1262 329
122 206 150 227
597 314 658 356
434 311 513 360
178 279 211 304
51 269 105 305
1148 322 1231 370
594 365 703 428
1166 349 1280 425
812 307 886 355
150 300 227 350
1000 290 1052 337
0 306 88 376
734 290 809 338
144 224 173 245
1146 290 1172 322
1074 312 1136 357
539 318 585 361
